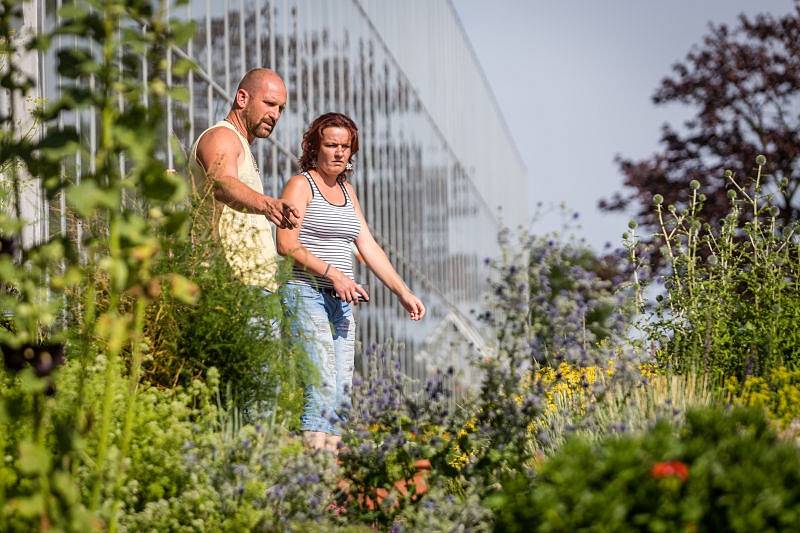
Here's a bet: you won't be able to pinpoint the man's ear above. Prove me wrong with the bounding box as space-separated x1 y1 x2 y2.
235 88 249 108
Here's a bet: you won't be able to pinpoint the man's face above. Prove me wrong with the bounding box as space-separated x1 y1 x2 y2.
243 76 287 139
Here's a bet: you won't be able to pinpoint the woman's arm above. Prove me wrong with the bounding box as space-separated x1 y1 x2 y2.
276 176 367 304
345 181 425 320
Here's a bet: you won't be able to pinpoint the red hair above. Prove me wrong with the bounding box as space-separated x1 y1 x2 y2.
298 113 359 172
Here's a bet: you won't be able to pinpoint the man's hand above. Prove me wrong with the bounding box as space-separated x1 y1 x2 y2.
263 196 300 228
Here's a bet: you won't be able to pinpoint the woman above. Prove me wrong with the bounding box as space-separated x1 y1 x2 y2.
277 112 425 451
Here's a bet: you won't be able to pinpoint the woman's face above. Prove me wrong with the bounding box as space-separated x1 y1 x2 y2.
315 126 352 178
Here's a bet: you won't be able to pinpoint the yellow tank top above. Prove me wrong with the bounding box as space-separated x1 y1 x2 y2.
188 120 279 291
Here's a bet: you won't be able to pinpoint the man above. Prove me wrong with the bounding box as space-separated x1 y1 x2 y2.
189 68 300 292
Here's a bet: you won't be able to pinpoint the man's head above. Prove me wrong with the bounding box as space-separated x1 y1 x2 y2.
232 68 287 141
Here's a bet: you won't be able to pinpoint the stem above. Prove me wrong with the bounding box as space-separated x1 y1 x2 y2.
656 204 681 298
90 2 123 511
687 189 698 300
108 297 146 533
628 229 643 313
89 222 125 512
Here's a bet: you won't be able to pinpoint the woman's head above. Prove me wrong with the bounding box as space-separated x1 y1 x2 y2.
298 113 359 173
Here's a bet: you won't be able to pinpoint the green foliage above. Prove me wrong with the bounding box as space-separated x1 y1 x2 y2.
491 406 800 532
734 366 800 429
0 0 305 529
639 157 800 378
3 353 343 532
145 236 309 420
392 484 492 532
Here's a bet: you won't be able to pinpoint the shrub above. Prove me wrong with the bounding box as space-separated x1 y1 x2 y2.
640 158 800 378
734 366 800 429
491 406 800 532
144 234 309 420
483 227 633 366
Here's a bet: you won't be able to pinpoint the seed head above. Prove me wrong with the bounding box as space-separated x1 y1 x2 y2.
689 180 700 190
628 220 637 230
755 154 767 166
653 194 664 206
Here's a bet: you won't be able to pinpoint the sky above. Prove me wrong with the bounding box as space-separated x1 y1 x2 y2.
452 0 797 249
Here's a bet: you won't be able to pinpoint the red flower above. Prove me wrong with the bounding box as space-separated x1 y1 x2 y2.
651 460 689 482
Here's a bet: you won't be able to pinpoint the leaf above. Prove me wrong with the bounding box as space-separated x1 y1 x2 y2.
17 440 51 475
171 57 196 78
167 85 190 103
55 11 106 41
170 20 197 47
34 126 80 160
169 273 199 304
4 494 45 519
56 48 100 79
161 211 189 235
36 88 97 120
19 369 49 394
26 33 51 52
66 181 120 217
139 162 186 202
57 3 88 19
53 471 80 505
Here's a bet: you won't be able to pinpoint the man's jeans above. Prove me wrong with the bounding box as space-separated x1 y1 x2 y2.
281 282 356 435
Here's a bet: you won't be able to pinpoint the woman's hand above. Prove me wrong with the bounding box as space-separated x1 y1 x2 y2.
329 267 369 304
398 290 425 321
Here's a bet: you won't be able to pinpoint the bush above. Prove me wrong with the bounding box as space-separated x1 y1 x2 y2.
491 406 800 532
641 159 800 378
734 366 800 429
145 234 309 420
483 227 633 365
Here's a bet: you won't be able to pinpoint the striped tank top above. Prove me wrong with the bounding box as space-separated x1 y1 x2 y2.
291 171 361 289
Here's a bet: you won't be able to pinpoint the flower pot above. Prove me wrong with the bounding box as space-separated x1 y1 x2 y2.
358 459 431 511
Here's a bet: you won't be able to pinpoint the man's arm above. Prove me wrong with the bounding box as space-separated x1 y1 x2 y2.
195 127 299 228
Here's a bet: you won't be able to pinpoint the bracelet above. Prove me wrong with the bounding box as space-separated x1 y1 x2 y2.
322 263 331 278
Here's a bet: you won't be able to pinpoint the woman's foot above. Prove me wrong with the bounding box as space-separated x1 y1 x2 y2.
303 430 327 450
325 434 341 453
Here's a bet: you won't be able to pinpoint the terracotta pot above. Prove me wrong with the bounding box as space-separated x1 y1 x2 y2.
356 459 431 511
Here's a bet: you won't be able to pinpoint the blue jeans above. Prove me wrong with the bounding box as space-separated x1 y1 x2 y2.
281 282 356 435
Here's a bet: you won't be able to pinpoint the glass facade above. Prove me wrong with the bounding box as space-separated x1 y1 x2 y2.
19 0 527 388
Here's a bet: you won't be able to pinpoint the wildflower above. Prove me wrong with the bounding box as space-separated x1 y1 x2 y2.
650 460 689 481
327 502 347 516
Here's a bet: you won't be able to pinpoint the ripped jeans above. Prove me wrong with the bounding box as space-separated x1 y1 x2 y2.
281 282 355 435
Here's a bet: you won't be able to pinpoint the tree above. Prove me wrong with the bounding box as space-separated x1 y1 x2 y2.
600 3 800 229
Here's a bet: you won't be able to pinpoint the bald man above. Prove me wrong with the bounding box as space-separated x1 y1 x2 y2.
189 68 300 293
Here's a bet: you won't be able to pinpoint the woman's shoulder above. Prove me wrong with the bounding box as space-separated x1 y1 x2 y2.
287 172 311 185
339 175 357 192
282 173 314 201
